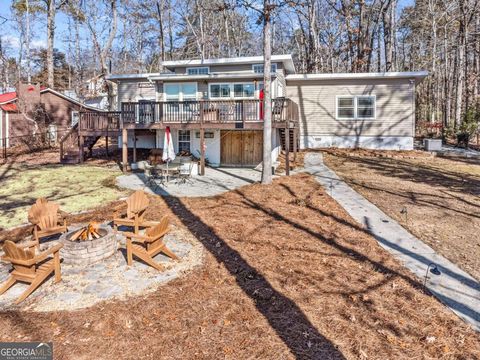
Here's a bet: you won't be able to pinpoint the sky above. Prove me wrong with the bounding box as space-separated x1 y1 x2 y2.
0 0 415 58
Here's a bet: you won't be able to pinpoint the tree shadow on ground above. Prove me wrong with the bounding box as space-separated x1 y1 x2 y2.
329 153 480 196
239 182 480 331
163 195 346 359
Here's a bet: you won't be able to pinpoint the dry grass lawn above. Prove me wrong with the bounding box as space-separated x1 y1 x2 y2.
323 149 480 281
0 162 128 230
0 174 479 359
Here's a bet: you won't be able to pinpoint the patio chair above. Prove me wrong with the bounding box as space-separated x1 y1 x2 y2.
28 198 68 249
123 216 178 271
113 190 158 233
0 240 63 304
144 164 159 191
177 162 194 184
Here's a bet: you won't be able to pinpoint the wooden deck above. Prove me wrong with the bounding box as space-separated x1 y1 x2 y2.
77 99 299 135
61 99 300 172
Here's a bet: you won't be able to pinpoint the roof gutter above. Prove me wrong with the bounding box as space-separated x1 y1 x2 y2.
286 71 428 84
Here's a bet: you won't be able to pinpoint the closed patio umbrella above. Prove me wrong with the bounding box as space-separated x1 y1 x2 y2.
162 126 176 180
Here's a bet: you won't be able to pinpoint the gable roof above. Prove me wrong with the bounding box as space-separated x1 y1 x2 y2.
0 87 103 112
0 103 17 111
0 91 17 104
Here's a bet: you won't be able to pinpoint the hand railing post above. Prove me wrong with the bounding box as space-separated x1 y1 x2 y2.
200 100 205 176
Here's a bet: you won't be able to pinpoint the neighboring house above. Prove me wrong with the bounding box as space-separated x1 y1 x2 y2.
104 54 427 167
0 84 101 147
84 95 109 110
85 75 107 96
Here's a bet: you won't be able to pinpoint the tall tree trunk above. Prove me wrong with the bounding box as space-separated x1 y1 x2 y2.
261 0 272 185
156 0 166 66
474 16 480 108
383 0 394 71
25 0 31 83
47 0 55 88
455 21 465 128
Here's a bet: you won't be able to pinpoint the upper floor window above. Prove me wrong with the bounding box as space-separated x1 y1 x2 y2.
233 83 255 98
164 83 197 101
336 95 376 120
252 63 277 74
187 67 209 75
210 84 231 98
209 83 255 99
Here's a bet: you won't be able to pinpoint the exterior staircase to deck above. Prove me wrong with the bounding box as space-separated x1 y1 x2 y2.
279 128 297 151
59 124 101 164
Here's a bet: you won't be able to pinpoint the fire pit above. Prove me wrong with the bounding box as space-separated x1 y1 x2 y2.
59 223 118 266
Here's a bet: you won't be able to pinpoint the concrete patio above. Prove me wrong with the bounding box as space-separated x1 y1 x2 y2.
117 167 264 197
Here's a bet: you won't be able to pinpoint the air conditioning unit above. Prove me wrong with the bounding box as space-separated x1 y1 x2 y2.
424 138 442 151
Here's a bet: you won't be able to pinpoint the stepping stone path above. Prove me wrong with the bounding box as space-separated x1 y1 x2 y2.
0 225 204 312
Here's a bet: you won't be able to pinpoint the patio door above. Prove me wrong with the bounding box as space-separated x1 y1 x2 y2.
220 130 263 167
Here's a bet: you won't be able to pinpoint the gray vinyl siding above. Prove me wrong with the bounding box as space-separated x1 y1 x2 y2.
285 78 415 138
117 80 157 109
173 62 283 75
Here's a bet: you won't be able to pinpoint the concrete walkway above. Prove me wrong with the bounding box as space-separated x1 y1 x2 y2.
304 152 480 331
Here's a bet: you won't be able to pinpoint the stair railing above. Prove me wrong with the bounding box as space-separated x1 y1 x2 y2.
59 123 79 162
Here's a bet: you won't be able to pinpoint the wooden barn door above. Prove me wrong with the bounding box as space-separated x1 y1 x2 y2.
221 130 263 167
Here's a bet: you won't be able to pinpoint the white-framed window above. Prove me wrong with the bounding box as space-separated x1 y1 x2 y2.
356 95 376 119
209 83 255 99
164 83 198 101
187 67 209 75
252 63 277 73
71 111 80 126
336 95 376 120
209 83 231 99
178 130 191 153
233 83 255 98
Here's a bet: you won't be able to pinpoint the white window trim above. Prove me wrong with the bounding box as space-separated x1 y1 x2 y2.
208 82 256 100
163 82 198 101
208 83 232 100
335 95 376 120
356 95 376 120
177 129 191 152
186 66 210 75
252 63 277 73
71 110 80 126
232 82 256 99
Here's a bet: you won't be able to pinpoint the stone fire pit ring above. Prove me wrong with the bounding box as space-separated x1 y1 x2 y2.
60 224 118 266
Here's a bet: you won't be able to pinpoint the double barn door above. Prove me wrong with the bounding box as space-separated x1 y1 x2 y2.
220 130 263 167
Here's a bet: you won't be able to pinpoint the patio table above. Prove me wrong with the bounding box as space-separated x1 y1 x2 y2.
155 163 181 184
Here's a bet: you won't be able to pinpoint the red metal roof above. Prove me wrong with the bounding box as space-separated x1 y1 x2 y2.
0 91 17 104
0 103 18 111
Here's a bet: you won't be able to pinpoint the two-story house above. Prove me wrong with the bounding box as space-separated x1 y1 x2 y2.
62 54 427 169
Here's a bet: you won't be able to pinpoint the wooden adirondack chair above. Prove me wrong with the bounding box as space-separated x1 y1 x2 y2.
123 216 178 271
0 241 63 304
113 190 157 233
28 198 68 249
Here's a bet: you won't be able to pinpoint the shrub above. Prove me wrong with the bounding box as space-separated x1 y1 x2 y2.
456 107 479 148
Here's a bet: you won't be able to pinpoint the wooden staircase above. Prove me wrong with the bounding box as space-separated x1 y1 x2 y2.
59 125 101 164
279 128 297 151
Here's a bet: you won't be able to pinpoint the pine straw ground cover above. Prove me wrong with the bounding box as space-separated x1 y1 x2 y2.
0 174 479 359
322 150 480 281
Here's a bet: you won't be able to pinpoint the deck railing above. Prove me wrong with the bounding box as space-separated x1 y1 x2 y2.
121 98 298 125
79 111 121 132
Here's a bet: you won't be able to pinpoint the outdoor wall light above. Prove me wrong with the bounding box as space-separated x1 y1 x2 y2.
424 262 441 287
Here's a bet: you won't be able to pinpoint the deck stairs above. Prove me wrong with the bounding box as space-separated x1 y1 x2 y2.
279 128 297 151
59 125 101 164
